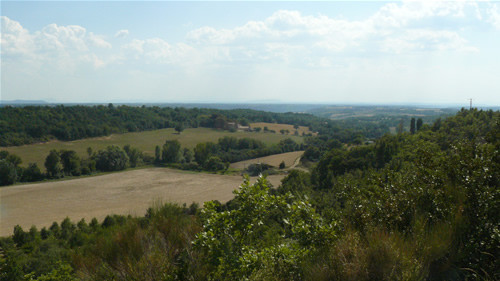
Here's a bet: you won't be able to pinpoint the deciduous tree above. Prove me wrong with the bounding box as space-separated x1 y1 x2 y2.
45 150 63 178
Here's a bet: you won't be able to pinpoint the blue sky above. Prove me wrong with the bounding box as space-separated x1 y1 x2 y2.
1 1 500 105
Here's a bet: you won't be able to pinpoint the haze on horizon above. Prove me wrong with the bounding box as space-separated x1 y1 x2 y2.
1 1 500 106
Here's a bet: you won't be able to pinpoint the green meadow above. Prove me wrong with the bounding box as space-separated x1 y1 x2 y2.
3 128 303 169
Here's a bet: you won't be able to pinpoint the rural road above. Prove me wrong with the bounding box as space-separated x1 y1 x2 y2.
0 168 284 237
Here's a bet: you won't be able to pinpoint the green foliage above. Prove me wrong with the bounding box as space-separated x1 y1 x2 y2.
312 145 375 189
183 147 194 163
204 156 226 172
278 138 299 152
162 140 182 163
194 142 215 165
73 203 201 281
0 105 324 147
278 170 312 197
44 150 63 179
21 163 44 182
308 109 500 279
175 122 185 134
2 109 497 280
24 262 77 281
416 118 423 131
123 144 143 167
94 145 129 171
410 117 416 134
245 163 273 176
0 159 18 185
79 158 96 175
59 150 81 176
6 153 22 166
195 176 336 280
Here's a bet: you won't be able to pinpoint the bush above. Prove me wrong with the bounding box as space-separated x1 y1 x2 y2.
94 146 129 171
245 163 273 176
162 140 182 163
45 150 63 178
0 159 18 185
204 156 226 171
22 163 44 182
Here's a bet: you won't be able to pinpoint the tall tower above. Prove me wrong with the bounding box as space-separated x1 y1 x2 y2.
468 98 472 110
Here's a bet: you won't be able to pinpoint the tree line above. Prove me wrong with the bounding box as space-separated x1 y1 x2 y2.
0 104 330 146
0 135 301 186
0 104 403 147
154 136 301 172
0 145 149 186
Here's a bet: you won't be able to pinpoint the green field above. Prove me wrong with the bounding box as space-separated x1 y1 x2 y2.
3 128 303 169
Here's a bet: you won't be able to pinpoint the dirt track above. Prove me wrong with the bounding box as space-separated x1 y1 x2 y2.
0 168 284 236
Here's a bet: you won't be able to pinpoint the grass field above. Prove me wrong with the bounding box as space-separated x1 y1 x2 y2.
0 168 285 236
2 127 303 169
250 122 316 136
230 151 304 170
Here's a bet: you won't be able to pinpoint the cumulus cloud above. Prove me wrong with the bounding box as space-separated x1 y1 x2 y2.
115 29 129 38
123 38 199 65
184 3 483 68
1 2 495 73
486 3 500 29
1 16 112 72
188 4 479 51
381 29 478 54
1 16 35 56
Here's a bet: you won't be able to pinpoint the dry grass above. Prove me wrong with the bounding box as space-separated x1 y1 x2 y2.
250 122 316 136
0 168 284 236
230 151 304 170
2 127 303 170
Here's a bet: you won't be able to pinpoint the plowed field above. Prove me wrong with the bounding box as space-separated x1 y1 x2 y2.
0 168 284 236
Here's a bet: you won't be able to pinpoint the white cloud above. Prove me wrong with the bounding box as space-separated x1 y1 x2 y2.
88 33 112 48
2 2 486 73
2 2 500 104
381 29 478 53
185 3 479 69
1 17 112 72
123 38 199 66
1 16 35 57
187 26 234 45
486 3 500 29
115 29 129 38
123 39 145 54
370 1 467 28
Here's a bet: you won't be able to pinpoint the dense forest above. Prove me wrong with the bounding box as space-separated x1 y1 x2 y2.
0 104 390 146
1 108 497 280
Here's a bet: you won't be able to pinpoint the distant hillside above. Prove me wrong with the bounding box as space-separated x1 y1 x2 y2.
0 105 326 146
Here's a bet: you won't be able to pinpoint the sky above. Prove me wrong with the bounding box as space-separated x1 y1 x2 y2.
1 1 500 105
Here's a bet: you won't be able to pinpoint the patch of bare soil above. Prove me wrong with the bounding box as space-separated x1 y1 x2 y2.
0 168 284 236
230 151 304 170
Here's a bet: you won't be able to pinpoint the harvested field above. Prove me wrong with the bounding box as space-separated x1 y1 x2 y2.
230 151 304 170
0 168 284 237
250 122 316 136
3 127 303 170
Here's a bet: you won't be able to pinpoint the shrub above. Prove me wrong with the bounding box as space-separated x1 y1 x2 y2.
94 146 129 171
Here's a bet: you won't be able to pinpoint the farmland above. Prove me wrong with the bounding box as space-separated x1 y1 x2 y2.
3 127 303 169
0 168 285 236
230 151 304 170
250 122 316 135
